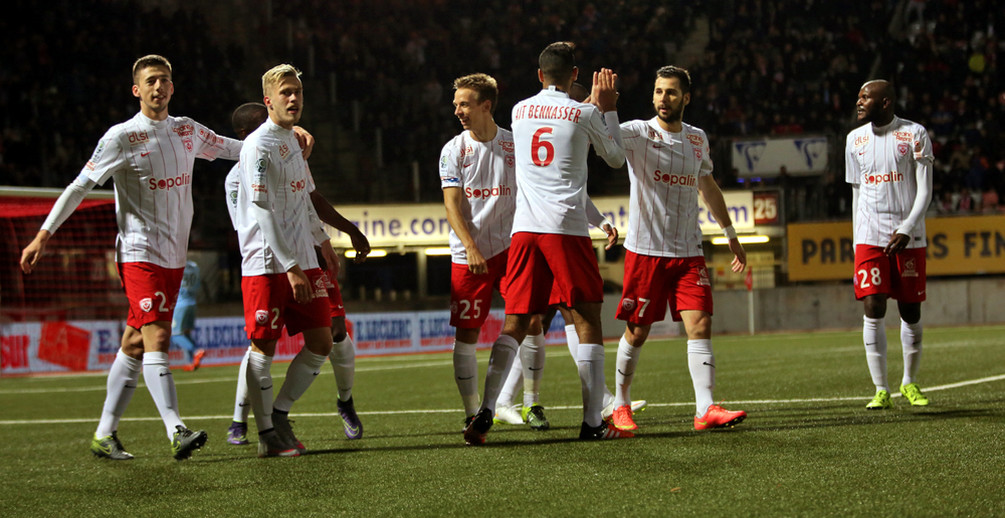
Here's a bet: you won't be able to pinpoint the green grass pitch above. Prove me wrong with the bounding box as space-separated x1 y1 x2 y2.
1 325 1003 516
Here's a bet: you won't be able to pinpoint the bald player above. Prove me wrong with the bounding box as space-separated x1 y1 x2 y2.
846 79 933 410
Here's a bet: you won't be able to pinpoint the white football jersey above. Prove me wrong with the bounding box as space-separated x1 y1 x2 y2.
224 164 240 229
510 87 625 236
235 119 320 275
621 118 712 257
77 112 240 268
438 128 516 264
846 116 932 248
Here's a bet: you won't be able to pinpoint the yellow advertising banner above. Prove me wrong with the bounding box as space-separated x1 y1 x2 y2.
787 215 1005 281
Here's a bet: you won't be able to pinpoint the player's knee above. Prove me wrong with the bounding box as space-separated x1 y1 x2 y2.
898 303 921 324
625 325 649 346
863 296 887 319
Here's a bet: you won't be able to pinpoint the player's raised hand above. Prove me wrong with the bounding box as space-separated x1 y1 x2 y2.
20 231 52 274
592 68 619 113
287 265 311 304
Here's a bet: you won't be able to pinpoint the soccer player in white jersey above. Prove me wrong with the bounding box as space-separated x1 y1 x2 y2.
845 79 933 410
223 103 370 446
606 66 748 433
491 81 648 429
235 64 340 457
20 55 241 460
462 42 629 444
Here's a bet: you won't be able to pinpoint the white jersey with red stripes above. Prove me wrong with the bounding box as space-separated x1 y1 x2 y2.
77 112 240 268
235 118 320 275
438 128 516 264
510 87 624 236
620 118 712 258
845 116 932 248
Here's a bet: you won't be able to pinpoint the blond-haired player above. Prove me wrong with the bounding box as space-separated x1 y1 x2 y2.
235 64 336 457
20 55 241 460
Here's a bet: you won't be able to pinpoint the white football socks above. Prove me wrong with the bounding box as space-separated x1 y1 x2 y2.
863 316 889 392
480 335 519 414
496 350 522 409
452 339 480 416
614 336 641 408
141 351 184 439
577 343 606 427
95 350 141 438
274 348 327 413
329 335 356 402
233 347 251 423
687 339 715 417
246 351 275 433
521 333 545 408
901 320 923 386
566 323 615 406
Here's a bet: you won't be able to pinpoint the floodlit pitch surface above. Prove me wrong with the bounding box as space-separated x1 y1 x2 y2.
1 325 1003 516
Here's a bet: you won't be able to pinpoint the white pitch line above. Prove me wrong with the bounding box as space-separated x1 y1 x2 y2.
1 373 1002 426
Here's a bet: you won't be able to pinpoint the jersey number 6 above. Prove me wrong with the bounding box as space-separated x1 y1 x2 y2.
531 127 555 166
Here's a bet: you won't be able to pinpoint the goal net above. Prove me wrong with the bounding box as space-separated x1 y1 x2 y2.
1 187 124 322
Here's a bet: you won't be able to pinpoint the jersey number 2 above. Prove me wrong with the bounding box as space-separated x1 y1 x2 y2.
531 127 555 166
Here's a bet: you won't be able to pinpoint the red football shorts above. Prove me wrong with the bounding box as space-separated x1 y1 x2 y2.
241 268 331 340
450 250 509 328
118 262 184 329
616 252 713 324
504 232 602 315
854 245 926 302
321 270 347 319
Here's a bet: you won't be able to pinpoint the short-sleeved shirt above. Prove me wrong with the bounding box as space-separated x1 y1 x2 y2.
845 116 932 248
73 112 241 268
438 128 516 264
620 118 712 258
235 118 320 275
510 87 625 236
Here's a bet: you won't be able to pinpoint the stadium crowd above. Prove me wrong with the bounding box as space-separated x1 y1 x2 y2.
2 0 1002 219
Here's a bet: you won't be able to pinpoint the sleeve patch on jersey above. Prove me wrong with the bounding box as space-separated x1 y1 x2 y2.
256 158 267 174
90 140 107 162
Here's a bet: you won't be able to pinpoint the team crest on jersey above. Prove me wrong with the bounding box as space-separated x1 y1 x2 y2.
126 131 149 146
255 310 269 325
686 134 704 147
902 258 919 278
647 129 662 142
139 297 153 312
621 298 636 312
897 142 910 157
183 138 194 152
174 124 194 137
697 267 711 286
694 148 703 159
506 155 515 168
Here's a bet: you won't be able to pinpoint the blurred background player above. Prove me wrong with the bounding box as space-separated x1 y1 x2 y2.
608 66 747 433
225 101 370 447
846 79 933 410
463 42 628 445
19 55 239 460
172 260 206 371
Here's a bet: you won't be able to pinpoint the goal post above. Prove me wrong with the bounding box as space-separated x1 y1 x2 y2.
0 186 123 322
